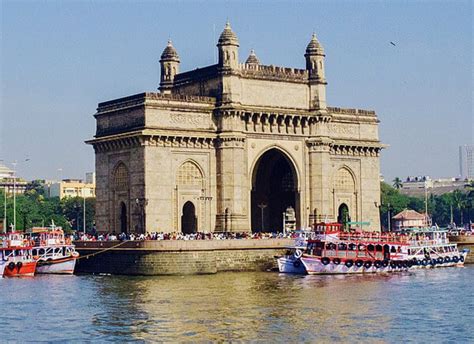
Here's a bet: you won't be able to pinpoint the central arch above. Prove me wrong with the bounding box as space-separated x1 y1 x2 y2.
181 201 197 234
251 148 299 232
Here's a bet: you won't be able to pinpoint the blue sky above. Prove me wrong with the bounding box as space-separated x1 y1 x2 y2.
1 0 472 182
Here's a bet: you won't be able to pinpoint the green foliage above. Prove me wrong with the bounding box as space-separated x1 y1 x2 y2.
0 191 95 232
380 182 474 229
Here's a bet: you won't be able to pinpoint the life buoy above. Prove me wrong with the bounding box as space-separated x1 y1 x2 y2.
374 260 382 268
452 256 459 263
437 257 444 264
333 258 341 265
364 261 372 269
396 262 403 269
8 262 15 270
16 261 23 269
355 260 363 268
293 260 301 268
294 249 303 259
444 256 451 263
321 257 330 265
417 260 423 266
345 260 354 268
460 256 464 262
390 261 397 269
430 259 436 266
422 259 428 266
382 260 389 268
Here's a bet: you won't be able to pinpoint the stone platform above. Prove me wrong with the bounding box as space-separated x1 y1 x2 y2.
74 239 292 275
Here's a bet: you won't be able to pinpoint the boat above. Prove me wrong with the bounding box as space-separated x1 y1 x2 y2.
403 228 469 269
277 229 317 274
1 232 37 277
299 223 412 275
29 226 79 274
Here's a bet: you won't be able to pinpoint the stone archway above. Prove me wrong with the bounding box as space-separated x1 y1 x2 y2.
338 203 350 229
251 148 299 232
181 201 197 234
120 202 127 233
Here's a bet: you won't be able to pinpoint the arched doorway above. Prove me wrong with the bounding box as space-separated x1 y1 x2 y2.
251 149 298 232
181 201 197 234
120 202 127 233
338 203 350 230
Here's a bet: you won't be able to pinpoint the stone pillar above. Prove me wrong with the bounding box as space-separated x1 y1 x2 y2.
215 132 248 232
307 137 333 226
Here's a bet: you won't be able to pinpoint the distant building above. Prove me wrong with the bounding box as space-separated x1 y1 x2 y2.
0 163 28 195
400 175 466 197
46 173 96 199
459 145 473 180
392 209 431 231
48 179 95 199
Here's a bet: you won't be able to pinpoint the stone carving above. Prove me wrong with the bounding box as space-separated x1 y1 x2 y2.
169 113 209 127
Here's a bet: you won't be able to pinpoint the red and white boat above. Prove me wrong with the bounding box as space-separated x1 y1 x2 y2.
29 226 79 274
1 233 37 277
299 223 413 274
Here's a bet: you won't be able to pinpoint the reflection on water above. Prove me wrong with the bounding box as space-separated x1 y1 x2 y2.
1 268 473 342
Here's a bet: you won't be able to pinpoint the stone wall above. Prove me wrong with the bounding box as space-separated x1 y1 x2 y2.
75 239 292 275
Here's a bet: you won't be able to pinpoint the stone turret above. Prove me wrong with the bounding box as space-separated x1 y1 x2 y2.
305 33 326 83
217 21 239 70
245 49 260 65
305 33 327 109
159 40 180 94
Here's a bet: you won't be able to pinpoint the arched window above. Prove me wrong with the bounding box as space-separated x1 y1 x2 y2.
114 163 129 191
176 161 203 187
334 168 355 191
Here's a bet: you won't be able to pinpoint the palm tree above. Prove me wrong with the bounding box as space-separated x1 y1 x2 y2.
452 190 466 226
392 177 403 189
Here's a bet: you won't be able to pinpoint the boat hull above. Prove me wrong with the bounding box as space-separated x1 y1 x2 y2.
277 256 306 274
300 256 409 275
36 257 77 274
3 261 37 277
0 260 6 277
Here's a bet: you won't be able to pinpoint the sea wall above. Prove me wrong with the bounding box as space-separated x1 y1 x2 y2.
449 236 474 264
74 239 292 275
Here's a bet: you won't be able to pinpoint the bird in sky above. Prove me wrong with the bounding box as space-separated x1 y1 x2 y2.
390 41 397 46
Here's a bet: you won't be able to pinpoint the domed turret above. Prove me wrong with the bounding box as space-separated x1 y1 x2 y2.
217 21 239 69
217 21 239 47
159 40 180 93
305 33 326 82
160 39 180 62
245 49 260 65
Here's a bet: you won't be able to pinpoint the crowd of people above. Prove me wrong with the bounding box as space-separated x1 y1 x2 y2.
73 230 294 242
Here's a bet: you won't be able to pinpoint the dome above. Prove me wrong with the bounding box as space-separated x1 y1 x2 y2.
245 49 260 65
217 21 239 46
305 33 324 55
160 40 180 62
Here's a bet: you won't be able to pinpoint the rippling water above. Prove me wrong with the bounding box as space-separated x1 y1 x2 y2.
1 267 473 342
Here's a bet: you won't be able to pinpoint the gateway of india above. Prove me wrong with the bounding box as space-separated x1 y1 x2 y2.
87 22 384 234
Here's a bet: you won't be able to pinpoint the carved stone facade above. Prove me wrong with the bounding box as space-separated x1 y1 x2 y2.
87 23 385 233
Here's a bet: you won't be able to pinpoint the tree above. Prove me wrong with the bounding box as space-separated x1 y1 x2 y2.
392 177 403 189
451 190 466 225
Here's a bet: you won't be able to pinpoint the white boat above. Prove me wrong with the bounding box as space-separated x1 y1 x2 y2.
0 259 6 277
403 228 469 269
29 226 79 274
276 230 315 274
